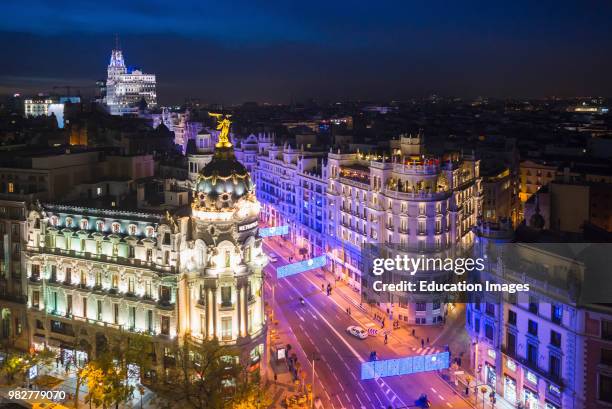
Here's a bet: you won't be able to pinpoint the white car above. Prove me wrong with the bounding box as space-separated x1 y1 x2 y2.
346 325 368 340
267 252 278 262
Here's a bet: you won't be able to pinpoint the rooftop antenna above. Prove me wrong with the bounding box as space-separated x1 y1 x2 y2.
115 33 121 50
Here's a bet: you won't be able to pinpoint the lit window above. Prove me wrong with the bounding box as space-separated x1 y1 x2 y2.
96 220 104 231
128 224 137 236
111 222 121 234
80 219 89 230
8 182 14 193
65 217 73 228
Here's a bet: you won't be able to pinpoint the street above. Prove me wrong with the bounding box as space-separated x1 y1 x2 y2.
264 238 475 409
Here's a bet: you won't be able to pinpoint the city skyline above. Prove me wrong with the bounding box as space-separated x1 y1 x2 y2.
2 0 612 103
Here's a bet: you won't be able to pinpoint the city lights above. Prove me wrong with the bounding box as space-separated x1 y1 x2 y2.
360 351 450 380
276 255 327 279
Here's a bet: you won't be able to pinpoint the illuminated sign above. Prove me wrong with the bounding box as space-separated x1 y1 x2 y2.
238 221 258 232
361 351 450 380
548 384 561 396
506 359 516 371
259 225 289 237
277 255 327 279
488 349 497 359
526 371 537 384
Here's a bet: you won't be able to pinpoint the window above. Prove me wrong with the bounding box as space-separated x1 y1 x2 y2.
474 318 480 332
129 307 136 330
485 324 494 340
111 273 118 289
415 302 426 311
145 281 152 299
506 331 516 356
111 222 121 233
147 310 153 333
599 374 612 403
96 220 104 231
95 271 102 288
527 343 538 365
128 277 135 294
159 286 171 303
97 300 102 321
113 304 119 324
161 316 170 335
528 297 538 314
528 320 538 336
80 219 88 230
65 217 73 228
128 224 137 236
549 354 561 379
80 270 86 286
66 295 72 315
221 317 232 340
602 349 612 366
603 320 612 341
221 286 232 307
432 300 440 310
552 304 563 322
550 330 561 348
486 303 495 316
31 264 40 280
32 290 40 308
83 297 88 318
508 310 517 326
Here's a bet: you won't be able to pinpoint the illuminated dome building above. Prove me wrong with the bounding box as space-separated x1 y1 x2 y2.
23 114 267 374
178 114 267 364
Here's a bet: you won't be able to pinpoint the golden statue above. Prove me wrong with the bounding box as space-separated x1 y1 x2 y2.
209 112 232 148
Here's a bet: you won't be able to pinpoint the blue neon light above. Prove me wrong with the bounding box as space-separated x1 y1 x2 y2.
360 352 450 380
277 255 327 279
259 225 289 237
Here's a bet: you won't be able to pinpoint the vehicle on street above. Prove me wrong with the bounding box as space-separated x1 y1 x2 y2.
267 252 278 262
346 325 368 339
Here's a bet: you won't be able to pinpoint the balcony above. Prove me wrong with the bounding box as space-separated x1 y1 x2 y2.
501 346 564 389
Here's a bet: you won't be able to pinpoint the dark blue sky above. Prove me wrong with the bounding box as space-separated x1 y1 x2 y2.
1 0 611 104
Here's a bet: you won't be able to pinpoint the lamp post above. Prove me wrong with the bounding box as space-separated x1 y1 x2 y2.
311 352 320 409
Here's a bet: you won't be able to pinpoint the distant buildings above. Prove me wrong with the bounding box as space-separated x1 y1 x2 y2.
104 47 156 116
24 96 80 128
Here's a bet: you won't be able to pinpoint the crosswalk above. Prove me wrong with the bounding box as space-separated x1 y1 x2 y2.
373 375 401 406
413 346 439 355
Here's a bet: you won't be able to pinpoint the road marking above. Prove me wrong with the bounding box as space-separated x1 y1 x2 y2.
431 387 438 393
446 403 453 407
272 256 407 408
373 392 383 407
438 394 445 400
325 338 333 346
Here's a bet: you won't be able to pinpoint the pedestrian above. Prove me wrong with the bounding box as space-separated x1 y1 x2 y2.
348 307 351 316
427 337 430 345
421 338 425 348
384 334 388 344
382 318 385 327
412 328 416 337
321 284 324 292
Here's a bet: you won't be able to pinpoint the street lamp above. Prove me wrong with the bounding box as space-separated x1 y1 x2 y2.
310 352 320 409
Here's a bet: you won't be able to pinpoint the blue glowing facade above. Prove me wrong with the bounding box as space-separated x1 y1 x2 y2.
360 351 450 380
276 255 327 279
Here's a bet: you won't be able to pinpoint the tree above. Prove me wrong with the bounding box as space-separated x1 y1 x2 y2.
230 369 273 409
158 337 242 409
81 353 134 409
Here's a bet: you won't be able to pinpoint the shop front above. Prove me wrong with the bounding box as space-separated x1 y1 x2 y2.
504 375 517 405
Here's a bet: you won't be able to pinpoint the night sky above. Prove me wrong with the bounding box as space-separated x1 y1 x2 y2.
1 0 612 104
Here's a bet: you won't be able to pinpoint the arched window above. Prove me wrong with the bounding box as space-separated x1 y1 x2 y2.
111 222 121 234
128 224 137 236
65 217 73 228
145 226 155 238
50 216 58 226
80 219 89 230
96 220 105 231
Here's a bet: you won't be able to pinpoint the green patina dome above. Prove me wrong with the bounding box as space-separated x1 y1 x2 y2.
194 146 253 210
